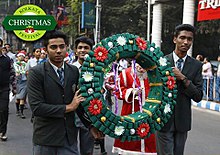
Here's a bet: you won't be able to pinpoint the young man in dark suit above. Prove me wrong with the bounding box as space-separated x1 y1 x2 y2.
156 24 203 155
0 47 16 141
27 30 102 155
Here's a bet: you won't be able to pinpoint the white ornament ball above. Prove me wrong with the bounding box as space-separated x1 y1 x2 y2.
130 129 136 135
108 42 113 48
150 47 155 52
168 93 172 98
87 88 94 94
84 54 89 60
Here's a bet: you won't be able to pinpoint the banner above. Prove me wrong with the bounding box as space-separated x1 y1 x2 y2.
2 4 56 41
197 0 220 21
81 2 96 29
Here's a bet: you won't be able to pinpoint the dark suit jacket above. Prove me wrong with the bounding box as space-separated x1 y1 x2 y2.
27 61 91 146
161 53 203 132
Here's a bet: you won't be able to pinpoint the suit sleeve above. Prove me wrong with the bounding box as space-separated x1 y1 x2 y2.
9 59 16 92
27 66 66 118
183 62 203 102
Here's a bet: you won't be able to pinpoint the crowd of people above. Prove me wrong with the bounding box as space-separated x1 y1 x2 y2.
0 24 215 155
196 54 220 102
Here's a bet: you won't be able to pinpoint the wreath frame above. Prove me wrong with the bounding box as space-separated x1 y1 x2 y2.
79 33 177 141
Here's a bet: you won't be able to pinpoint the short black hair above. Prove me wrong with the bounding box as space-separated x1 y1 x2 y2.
43 30 68 48
32 48 39 54
4 43 11 47
204 57 210 62
75 36 94 49
174 24 195 37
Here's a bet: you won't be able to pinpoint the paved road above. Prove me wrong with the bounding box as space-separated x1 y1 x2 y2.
1 101 220 155
185 107 220 155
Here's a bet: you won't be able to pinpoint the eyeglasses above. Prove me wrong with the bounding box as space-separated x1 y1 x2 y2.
49 44 66 50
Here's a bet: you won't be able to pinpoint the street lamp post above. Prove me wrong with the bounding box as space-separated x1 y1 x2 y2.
147 0 151 41
94 0 101 45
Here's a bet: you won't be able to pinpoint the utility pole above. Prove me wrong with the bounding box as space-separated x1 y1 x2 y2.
147 0 151 41
70 0 74 46
94 0 101 45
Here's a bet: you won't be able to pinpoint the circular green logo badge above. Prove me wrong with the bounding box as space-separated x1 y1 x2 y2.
13 4 47 41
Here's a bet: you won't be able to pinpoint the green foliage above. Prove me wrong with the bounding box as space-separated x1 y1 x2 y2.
160 1 220 60
100 0 148 39
62 0 220 60
62 0 82 45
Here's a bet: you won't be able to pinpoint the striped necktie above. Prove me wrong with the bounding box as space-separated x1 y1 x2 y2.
57 68 64 85
177 58 183 71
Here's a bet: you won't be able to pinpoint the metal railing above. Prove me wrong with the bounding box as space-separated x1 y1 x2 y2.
203 75 220 102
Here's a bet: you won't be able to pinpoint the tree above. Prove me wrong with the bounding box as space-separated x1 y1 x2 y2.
62 0 81 46
100 0 148 39
161 0 220 60
63 0 96 45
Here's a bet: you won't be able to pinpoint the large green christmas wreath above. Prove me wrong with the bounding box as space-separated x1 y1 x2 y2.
79 33 177 141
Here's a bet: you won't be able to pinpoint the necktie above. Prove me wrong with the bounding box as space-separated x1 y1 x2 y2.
57 68 64 85
177 58 183 71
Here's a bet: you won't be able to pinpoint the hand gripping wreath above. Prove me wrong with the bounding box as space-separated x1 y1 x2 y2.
79 33 177 141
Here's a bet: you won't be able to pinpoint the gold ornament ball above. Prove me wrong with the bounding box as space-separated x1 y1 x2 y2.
90 63 95 67
129 40 134 44
101 116 106 122
157 118 161 124
166 71 170 76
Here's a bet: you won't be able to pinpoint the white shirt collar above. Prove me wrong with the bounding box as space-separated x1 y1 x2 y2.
49 60 64 72
72 61 81 69
0 53 7 57
172 51 187 64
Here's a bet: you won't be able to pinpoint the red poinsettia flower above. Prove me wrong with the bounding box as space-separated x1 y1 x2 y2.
137 123 150 138
166 76 176 90
88 98 103 115
136 37 147 50
94 46 108 62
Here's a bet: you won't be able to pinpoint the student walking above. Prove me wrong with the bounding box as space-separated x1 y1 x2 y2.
72 36 96 155
156 24 203 155
27 30 103 155
14 50 28 119
0 47 17 141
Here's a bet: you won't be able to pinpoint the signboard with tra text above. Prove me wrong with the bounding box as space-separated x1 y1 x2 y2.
197 0 220 21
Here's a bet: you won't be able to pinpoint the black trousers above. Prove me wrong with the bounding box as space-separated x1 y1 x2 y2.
156 122 188 155
0 90 9 134
0 109 9 134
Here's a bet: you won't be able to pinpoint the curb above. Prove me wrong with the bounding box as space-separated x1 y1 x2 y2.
191 100 220 112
